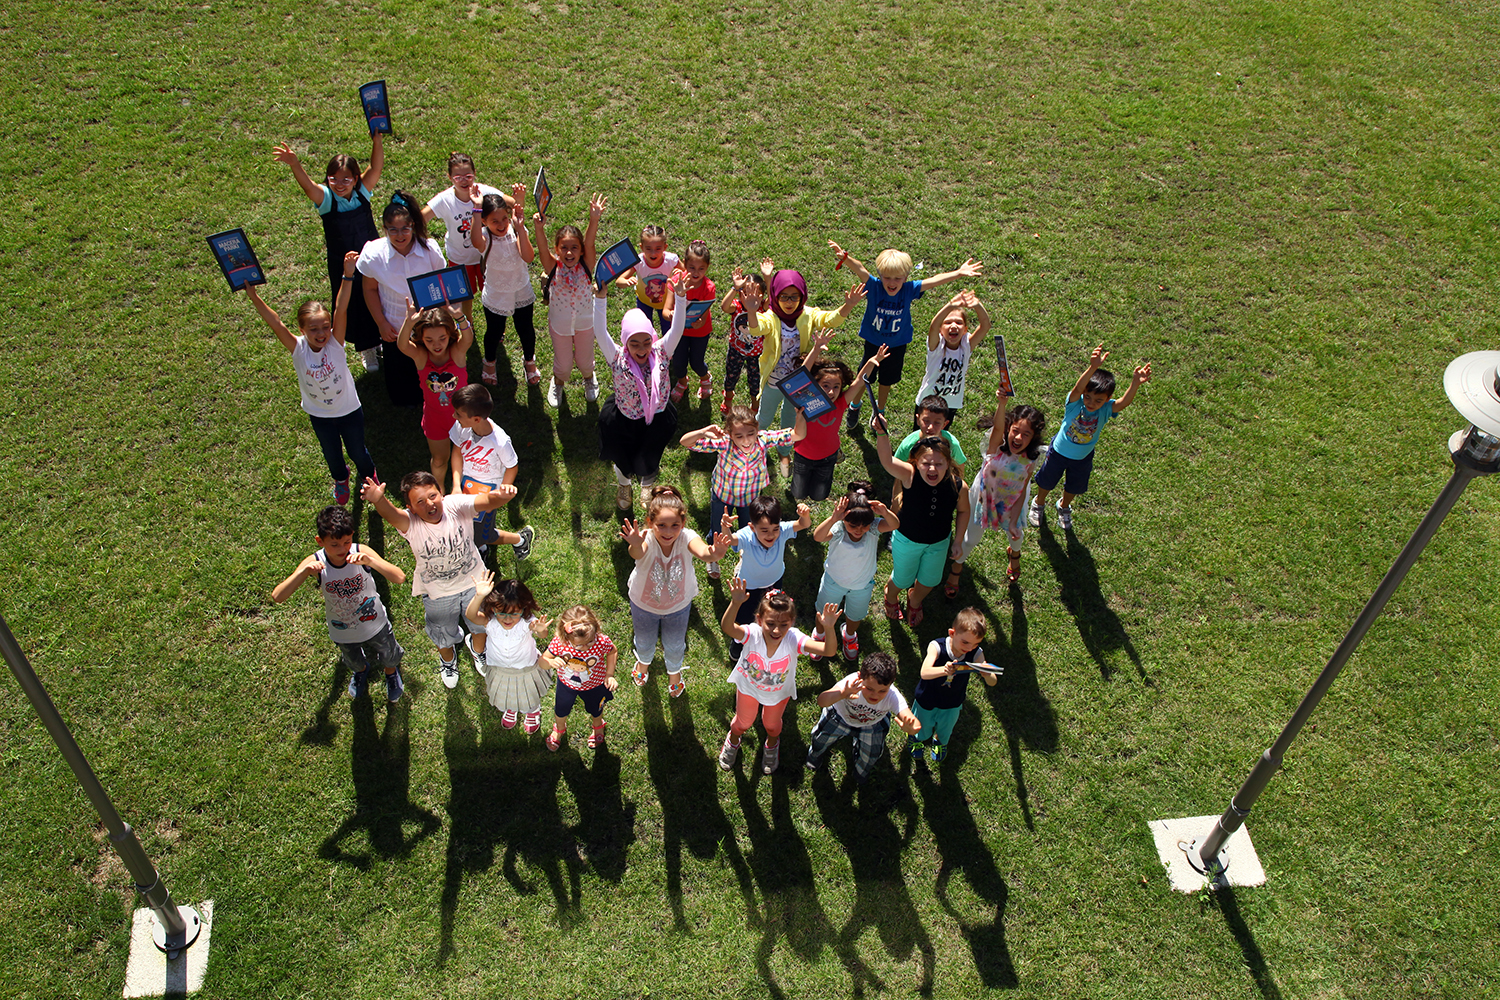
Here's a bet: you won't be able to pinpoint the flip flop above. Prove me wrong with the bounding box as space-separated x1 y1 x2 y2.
631 662 649 687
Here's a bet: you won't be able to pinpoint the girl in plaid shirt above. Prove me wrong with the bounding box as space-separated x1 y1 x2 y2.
680 406 806 578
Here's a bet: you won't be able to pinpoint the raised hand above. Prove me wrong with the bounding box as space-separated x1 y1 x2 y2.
271 142 301 167
472 569 495 595
956 257 984 279
760 258 774 279
588 192 607 221
342 251 359 277
831 496 849 521
1133 362 1152 384
297 553 325 578
360 475 385 504
795 502 812 521
731 266 746 292
842 282 867 309
719 511 735 537
619 518 649 549
869 498 890 519
728 575 748 602
1089 343 1109 368
511 182 526 207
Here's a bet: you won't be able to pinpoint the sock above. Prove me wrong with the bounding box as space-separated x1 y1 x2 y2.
842 625 856 639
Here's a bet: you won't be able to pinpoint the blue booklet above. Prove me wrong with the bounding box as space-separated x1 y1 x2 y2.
994 335 1015 397
360 80 392 134
775 368 834 419
595 237 640 291
683 298 714 326
407 266 473 309
532 165 552 218
206 228 266 291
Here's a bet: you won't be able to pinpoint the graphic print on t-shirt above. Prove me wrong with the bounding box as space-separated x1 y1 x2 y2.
415 531 475 587
642 274 669 304
1067 407 1101 445
841 696 888 725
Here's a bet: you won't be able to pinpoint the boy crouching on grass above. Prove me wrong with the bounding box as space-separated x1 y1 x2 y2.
805 651 921 784
272 506 408 703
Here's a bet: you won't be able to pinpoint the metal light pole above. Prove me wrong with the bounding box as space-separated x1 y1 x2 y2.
1188 351 1500 877
0 613 202 957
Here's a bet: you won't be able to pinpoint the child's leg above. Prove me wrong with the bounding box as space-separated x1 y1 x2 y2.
550 323 574 385
669 337 693 384
365 624 405 676
629 601 663 682
307 414 351 483
759 697 789 746
724 348 744 393
852 717 892 782
573 323 596 380
728 691 762 745
337 409 376 485
483 307 508 364
932 706 962 748
757 391 795 456
745 355 761 403
911 702 938 743
514 302 538 362
661 605 691 690
421 593 467 663
874 343 907 416
425 436 451 492
554 680 576 732
805 705 852 767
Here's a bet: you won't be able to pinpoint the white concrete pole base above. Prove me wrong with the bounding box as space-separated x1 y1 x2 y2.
123 899 213 997
1149 816 1266 892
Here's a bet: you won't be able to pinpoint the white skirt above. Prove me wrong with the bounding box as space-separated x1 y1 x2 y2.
485 662 552 714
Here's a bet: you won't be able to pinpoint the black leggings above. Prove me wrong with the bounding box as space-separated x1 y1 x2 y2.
670 334 711 380
484 302 537 362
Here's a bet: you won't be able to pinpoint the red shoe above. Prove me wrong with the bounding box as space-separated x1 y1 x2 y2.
669 379 688 404
697 375 713 399
842 631 860 662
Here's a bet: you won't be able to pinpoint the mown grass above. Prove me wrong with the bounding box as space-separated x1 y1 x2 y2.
2 1 1499 997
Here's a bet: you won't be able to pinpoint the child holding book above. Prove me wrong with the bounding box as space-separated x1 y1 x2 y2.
790 329 887 502
421 152 501 322
272 135 384 371
1027 345 1152 531
953 392 1046 587
804 652 921 784
679 405 803 578
825 241 982 430
244 251 375 504
614 223 679 333
666 239 717 403
271 505 407 704
915 290 991 415
908 607 998 764
356 191 445 406
717 260 774 416
396 300 472 491
448 384 536 560
718 582 840 775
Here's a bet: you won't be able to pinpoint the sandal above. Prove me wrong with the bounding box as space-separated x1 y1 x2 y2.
884 598 904 622
943 570 962 599
546 725 564 752
588 721 607 749
481 359 498 385
668 677 687 699
906 601 924 628
524 360 542 385
1007 551 1021 583
631 662 649 687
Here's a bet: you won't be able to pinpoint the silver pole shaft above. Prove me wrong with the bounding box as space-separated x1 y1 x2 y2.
0 613 187 937
1196 460 1478 869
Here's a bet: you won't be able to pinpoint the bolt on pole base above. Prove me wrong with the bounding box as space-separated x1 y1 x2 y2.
1148 817 1266 893
150 904 202 956
124 900 213 998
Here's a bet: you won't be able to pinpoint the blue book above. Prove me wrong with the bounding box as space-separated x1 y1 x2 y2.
206 228 265 291
775 368 834 420
360 80 392 134
595 238 640 291
683 298 714 326
406 266 473 309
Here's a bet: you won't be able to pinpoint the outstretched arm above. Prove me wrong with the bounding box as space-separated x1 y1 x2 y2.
1112 362 1152 412
270 554 323 603
362 132 384 190
592 290 620 366
656 272 690 356
968 294 992 345
532 214 557 273
1070 344 1108 403
827 240 871 282
583 193 606 271
271 143 325 208
331 251 359 346
359 475 411 534
921 257 984 292
721 577 750 642
245 284 297 353
871 419 915 486
847 345 887 405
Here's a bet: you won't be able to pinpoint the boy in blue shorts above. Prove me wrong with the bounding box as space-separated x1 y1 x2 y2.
826 241 983 430
1029 344 1151 530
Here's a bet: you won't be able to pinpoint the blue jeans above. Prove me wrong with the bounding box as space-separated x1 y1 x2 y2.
630 601 691 673
308 408 375 484
708 493 751 550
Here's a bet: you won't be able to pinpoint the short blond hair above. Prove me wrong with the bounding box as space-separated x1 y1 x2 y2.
874 248 913 280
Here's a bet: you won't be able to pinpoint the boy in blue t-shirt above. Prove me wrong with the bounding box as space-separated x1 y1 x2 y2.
826 241 983 430
1029 344 1151 530
721 496 814 666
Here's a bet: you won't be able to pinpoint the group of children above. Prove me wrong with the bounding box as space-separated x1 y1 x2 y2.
261 131 1155 782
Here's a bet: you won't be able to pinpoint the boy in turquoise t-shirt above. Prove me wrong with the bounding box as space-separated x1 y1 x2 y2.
1028 344 1151 530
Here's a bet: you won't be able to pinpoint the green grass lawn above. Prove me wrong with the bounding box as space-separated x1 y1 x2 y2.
3 1 1499 997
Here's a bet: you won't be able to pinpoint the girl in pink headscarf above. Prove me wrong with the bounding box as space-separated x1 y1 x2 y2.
594 271 690 511
746 270 867 479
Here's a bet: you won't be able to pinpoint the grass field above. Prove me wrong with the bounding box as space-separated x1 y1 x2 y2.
3 1 1500 997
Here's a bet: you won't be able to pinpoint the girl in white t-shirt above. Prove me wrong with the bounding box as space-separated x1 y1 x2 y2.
470 188 538 387
420 152 501 325
620 485 730 699
718 582 839 775
916 289 991 415
244 251 375 504
465 571 554 734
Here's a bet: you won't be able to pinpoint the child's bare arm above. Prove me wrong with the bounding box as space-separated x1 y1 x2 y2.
1112 362 1152 412
917 640 947 680
870 498 900 533
921 257 984 291
812 497 846 543
794 502 814 532
396 301 426 363
245 283 297 353
532 214 556 272
1069 344 1108 403
986 387 1008 454
872 420 915 485
332 252 359 346
360 477 410 534
827 240 871 281
803 602 842 657
969 296 992 344
803 326 836 372
464 570 494 626
893 707 922 735
270 554 323 603
583 193 606 271
449 445 464 489
926 299 959 350
816 675 864 708
848 345 887 404
363 131 384 190
721 577 749 641
271 143 325 208
719 268 744 312
351 547 406 586
681 424 724 449
603 645 619 691
474 486 518 513
836 281 867 320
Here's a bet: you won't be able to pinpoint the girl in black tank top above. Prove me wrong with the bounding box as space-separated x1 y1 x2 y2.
873 422 969 628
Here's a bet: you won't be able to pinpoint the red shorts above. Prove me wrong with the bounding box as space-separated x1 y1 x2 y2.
447 260 484 294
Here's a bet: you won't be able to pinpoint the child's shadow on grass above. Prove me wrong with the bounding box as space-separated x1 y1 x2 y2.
1035 521 1146 683
984 592 1059 831
913 738 1019 989
558 739 637 884
640 682 757 933
318 698 442 869
811 763 936 996
437 692 584 966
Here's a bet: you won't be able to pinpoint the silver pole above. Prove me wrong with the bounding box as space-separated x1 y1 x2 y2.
0 613 199 952
1192 435 1498 874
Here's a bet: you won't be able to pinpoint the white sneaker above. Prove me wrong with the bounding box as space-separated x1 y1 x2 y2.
1027 499 1044 528
584 377 599 402
718 736 740 771
707 560 721 579
547 381 561 408
464 634 487 677
359 347 380 372
1057 503 1074 530
439 658 460 689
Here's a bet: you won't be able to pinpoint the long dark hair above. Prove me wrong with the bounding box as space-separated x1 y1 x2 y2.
383 190 431 247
